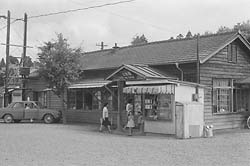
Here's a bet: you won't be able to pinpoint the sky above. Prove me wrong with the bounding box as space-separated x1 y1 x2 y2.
0 0 250 61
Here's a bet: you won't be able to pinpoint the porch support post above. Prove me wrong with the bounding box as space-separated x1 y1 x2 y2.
117 80 124 131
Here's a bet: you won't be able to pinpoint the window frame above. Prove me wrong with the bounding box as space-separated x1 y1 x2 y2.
212 78 249 114
227 44 237 63
212 78 233 114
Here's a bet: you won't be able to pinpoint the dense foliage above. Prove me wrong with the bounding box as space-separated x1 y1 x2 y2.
38 33 83 97
131 34 148 45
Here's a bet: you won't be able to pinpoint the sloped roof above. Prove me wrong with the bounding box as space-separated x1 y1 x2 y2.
106 64 171 80
81 32 250 70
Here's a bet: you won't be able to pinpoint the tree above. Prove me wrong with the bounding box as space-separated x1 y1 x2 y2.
185 31 193 38
233 20 250 32
203 31 213 36
131 34 148 45
23 56 34 67
169 37 174 40
0 69 4 87
9 56 19 65
38 33 83 124
216 26 232 34
176 34 184 39
0 58 5 69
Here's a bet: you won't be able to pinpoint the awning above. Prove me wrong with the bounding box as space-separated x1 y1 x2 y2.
126 79 177 86
68 80 112 89
123 85 175 94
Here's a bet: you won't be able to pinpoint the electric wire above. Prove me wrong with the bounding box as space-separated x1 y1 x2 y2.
28 0 136 19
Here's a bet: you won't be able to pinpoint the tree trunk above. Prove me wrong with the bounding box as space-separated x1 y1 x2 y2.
61 91 67 124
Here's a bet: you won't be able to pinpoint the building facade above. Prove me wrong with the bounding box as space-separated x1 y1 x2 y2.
25 31 250 131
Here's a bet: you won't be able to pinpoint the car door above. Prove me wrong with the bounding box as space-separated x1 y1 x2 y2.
24 102 39 120
12 102 25 119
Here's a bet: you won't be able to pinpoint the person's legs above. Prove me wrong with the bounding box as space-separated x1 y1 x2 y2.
99 125 104 132
108 125 112 133
128 127 132 136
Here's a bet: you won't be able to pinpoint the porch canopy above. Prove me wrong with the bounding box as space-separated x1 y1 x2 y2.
68 80 112 89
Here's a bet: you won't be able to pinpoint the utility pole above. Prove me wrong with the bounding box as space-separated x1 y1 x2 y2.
22 13 27 67
96 41 107 50
4 10 10 107
22 13 27 101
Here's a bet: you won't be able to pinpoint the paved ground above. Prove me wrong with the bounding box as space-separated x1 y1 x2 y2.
0 122 250 166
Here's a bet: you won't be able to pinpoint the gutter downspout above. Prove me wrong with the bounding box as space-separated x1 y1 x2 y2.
196 34 200 95
175 63 183 81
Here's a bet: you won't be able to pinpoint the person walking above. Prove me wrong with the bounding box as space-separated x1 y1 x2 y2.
126 111 135 136
99 103 112 133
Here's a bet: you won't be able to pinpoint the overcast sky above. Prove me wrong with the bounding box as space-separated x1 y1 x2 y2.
0 0 250 61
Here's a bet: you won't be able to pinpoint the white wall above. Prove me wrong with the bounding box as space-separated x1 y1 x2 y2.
12 90 22 102
175 85 204 103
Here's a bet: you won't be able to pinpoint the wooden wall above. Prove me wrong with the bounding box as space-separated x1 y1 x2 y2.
26 77 63 110
200 40 250 129
153 63 197 82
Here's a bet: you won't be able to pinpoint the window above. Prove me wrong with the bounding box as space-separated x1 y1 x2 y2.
213 79 249 114
68 90 76 109
84 92 92 110
144 94 173 120
233 88 249 112
227 44 237 63
213 79 232 113
92 91 102 110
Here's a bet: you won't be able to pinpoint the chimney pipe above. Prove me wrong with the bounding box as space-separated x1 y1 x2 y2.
112 43 119 49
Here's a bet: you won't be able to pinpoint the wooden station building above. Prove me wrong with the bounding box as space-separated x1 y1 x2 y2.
23 31 250 133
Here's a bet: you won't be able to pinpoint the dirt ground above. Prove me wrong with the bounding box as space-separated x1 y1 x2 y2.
0 122 250 166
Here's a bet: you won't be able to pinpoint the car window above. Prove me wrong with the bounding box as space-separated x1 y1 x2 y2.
25 103 35 109
13 103 24 109
34 101 44 108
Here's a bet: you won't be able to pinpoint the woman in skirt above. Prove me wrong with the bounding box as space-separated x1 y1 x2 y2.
99 103 112 133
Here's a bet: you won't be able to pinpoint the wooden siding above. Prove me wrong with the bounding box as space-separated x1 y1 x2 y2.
26 78 49 91
200 40 250 129
25 78 64 110
152 63 197 82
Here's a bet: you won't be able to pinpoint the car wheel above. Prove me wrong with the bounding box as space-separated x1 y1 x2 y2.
4 114 13 123
247 116 250 129
14 120 21 123
44 114 54 124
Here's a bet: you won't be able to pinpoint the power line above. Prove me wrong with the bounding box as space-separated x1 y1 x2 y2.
0 19 21 31
68 0 179 35
28 0 136 19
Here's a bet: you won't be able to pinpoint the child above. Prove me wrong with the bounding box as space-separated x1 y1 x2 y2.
137 111 144 133
126 111 135 136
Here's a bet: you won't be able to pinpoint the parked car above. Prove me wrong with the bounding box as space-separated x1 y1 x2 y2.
0 101 62 124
